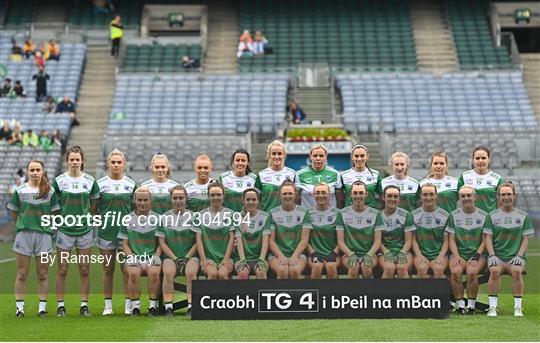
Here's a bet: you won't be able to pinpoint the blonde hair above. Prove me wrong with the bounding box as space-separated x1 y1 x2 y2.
458 185 476 196
194 154 212 166
266 140 286 166
134 186 152 199
107 148 126 162
389 151 410 175
314 182 330 193
150 153 171 178
310 143 328 156
427 151 448 178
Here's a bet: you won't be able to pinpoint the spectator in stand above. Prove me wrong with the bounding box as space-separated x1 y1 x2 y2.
39 42 50 60
11 42 23 62
39 130 53 151
55 96 80 126
237 30 254 59
13 80 26 98
23 38 36 59
252 31 269 55
110 16 124 58
288 100 306 124
32 66 50 102
22 129 39 147
0 121 12 141
16 168 26 184
8 176 22 197
182 55 200 69
34 51 46 69
8 129 23 146
42 96 56 113
240 30 253 44
1 78 12 97
48 40 61 61
51 129 66 153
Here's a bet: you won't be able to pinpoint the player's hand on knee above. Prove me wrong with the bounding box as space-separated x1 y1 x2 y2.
488 255 502 267
175 257 188 275
325 251 338 263
347 253 361 268
467 253 481 267
417 255 429 265
434 256 445 266
395 251 408 265
509 255 525 267
256 258 268 273
235 259 247 273
383 251 396 263
361 254 374 268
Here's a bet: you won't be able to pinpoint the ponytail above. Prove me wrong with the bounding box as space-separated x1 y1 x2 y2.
38 171 51 199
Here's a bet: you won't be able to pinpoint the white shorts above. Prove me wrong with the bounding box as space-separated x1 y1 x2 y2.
13 231 53 256
97 237 123 251
55 230 94 250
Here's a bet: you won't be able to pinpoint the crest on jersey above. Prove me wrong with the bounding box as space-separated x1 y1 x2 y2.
83 184 88 190
516 218 521 224
247 182 252 187
367 177 372 182
326 175 332 182
327 216 333 222
296 216 301 222
124 185 131 191
366 218 372 224
466 179 473 185
407 185 413 190
487 180 492 185
435 218 441 224
259 219 264 226
445 183 451 187
476 218 482 224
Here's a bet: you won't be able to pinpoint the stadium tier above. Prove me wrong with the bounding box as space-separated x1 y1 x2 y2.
67 0 142 28
122 44 202 72
338 71 538 133
2 0 33 27
513 176 540 214
108 74 288 135
0 34 86 135
238 0 416 72
448 0 513 69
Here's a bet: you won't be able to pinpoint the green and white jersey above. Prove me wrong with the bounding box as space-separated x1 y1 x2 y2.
381 208 416 253
219 171 258 212
192 207 235 263
184 179 212 213
445 208 487 260
308 207 339 256
380 175 419 212
7 183 60 234
256 167 296 211
140 179 180 214
235 210 272 261
52 172 100 236
458 170 503 214
419 176 458 214
97 175 136 241
118 211 159 256
341 168 381 208
295 166 343 208
270 205 312 258
336 206 384 255
484 208 534 261
412 207 450 260
156 209 196 259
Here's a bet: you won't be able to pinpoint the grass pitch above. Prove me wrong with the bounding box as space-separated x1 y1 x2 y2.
0 239 539 341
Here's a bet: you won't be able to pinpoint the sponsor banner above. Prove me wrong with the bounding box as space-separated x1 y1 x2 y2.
192 279 450 320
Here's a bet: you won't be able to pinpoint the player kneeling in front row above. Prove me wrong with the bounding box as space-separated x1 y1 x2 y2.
235 188 272 279
379 185 415 278
269 181 311 279
337 181 383 279
485 182 534 317
447 185 487 315
195 182 236 280
119 187 162 317
412 183 450 279
307 183 340 279
158 185 199 317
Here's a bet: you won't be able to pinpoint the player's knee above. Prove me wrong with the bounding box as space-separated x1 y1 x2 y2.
57 264 68 277
510 268 522 280
78 264 90 277
217 269 229 280
255 270 267 279
37 270 48 282
489 267 502 278
16 269 29 282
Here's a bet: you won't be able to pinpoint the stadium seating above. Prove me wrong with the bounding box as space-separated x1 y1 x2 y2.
0 33 86 135
238 0 416 72
338 71 538 133
123 44 202 72
107 74 288 135
383 132 525 170
67 0 142 28
3 0 34 27
0 144 63 227
448 0 513 70
512 175 540 214
100 134 250 183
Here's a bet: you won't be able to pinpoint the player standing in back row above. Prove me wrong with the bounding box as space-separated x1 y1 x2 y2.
220 149 258 212
419 151 458 214
141 153 179 214
341 144 381 209
380 152 419 212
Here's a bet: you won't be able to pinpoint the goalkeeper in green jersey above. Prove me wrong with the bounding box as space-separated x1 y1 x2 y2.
412 183 450 279
194 182 236 280
234 188 272 280
378 185 416 278
268 181 311 279
458 146 503 214
10 160 60 317
447 185 488 315
485 182 534 318
337 181 383 279
52 146 99 317
306 183 340 279
97 149 136 315
119 187 162 317
158 185 199 317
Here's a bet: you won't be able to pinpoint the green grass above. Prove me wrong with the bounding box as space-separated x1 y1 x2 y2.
0 240 539 341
